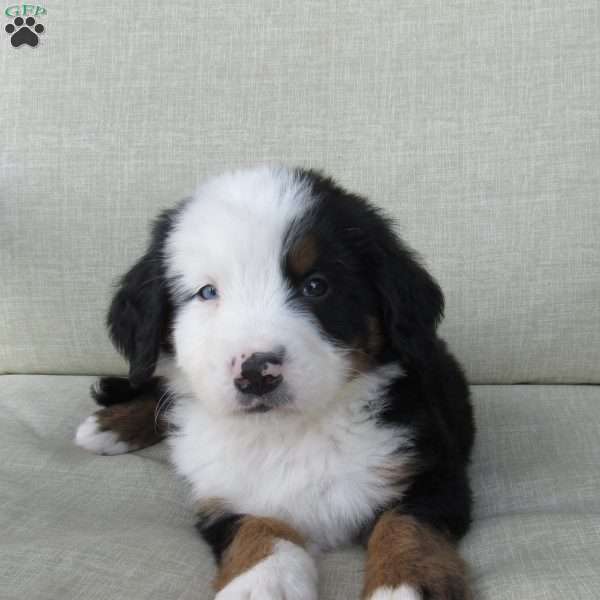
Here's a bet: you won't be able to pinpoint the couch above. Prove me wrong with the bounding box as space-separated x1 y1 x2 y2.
2 2 599 598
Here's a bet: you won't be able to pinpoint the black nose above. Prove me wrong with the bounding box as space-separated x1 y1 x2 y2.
234 351 283 396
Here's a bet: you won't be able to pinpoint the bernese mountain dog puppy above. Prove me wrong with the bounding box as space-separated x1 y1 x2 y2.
75 166 475 600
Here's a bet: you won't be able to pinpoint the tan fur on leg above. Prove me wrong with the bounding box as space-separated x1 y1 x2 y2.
214 516 305 591
363 512 471 600
95 396 166 450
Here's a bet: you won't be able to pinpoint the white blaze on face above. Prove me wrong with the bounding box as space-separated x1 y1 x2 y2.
165 166 349 416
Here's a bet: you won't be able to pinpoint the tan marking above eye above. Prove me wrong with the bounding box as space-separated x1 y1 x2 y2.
288 234 319 276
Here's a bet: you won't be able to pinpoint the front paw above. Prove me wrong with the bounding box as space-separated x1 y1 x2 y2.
367 580 469 600
364 513 471 600
74 398 165 455
75 414 131 455
367 584 460 600
214 539 317 600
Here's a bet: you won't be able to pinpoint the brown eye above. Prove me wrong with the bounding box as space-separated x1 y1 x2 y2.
302 276 328 298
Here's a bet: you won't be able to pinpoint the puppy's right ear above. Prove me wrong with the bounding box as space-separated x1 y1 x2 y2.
107 210 174 388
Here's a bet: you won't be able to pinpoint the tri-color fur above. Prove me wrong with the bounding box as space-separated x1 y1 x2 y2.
76 166 475 599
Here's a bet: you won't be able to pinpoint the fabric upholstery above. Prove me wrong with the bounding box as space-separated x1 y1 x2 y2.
1 375 599 599
2 3 599 597
1 1 599 383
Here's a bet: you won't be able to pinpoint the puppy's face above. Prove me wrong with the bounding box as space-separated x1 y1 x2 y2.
108 166 444 418
165 168 383 416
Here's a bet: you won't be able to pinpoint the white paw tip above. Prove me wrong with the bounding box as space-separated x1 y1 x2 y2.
369 585 421 600
215 539 317 600
75 415 130 455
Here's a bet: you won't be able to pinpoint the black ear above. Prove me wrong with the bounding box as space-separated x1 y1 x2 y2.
370 223 445 365
300 169 444 365
107 210 174 388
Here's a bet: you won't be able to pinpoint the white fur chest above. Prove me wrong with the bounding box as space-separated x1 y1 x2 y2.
168 369 412 550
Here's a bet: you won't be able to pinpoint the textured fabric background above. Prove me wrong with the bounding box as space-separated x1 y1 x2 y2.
1 1 599 383
1 376 599 599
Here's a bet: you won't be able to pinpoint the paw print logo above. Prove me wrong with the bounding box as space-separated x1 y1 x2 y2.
5 16 45 47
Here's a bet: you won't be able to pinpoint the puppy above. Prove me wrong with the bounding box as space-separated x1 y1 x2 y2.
76 166 475 600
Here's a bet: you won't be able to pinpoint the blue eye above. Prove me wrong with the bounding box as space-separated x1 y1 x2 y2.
197 284 218 301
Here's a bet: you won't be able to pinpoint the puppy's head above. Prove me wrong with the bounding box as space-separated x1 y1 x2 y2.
108 166 443 417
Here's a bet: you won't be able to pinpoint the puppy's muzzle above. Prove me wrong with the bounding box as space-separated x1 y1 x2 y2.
234 351 284 397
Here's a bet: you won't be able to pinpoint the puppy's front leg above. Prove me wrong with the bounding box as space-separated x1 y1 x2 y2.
197 510 318 600
363 511 471 600
75 376 167 455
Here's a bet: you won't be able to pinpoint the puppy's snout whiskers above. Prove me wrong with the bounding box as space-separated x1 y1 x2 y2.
155 389 176 433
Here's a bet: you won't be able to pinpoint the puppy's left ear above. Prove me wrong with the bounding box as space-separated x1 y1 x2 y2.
370 225 444 364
